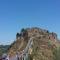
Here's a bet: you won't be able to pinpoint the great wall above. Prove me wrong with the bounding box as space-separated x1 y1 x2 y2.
7 27 60 60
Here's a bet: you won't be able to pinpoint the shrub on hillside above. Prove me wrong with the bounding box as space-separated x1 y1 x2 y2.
48 40 52 47
53 47 60 60
16 33 20 39
21 28 28 40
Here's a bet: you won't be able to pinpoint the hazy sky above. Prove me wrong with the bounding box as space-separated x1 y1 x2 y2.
0 0 60 45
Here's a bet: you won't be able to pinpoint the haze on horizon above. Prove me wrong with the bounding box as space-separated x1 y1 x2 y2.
0 0 60 45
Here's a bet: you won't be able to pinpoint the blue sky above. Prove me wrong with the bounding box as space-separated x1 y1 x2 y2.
0 0 60 45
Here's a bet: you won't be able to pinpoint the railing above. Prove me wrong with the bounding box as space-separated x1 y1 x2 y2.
21 37 33 60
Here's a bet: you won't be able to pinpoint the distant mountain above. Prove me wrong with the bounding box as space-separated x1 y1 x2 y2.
0 45 10 55
8 27 60 60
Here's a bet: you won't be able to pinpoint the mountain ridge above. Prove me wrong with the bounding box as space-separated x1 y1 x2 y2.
8 27 60 60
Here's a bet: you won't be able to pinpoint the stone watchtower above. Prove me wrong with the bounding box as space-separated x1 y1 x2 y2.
49 32 57 40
